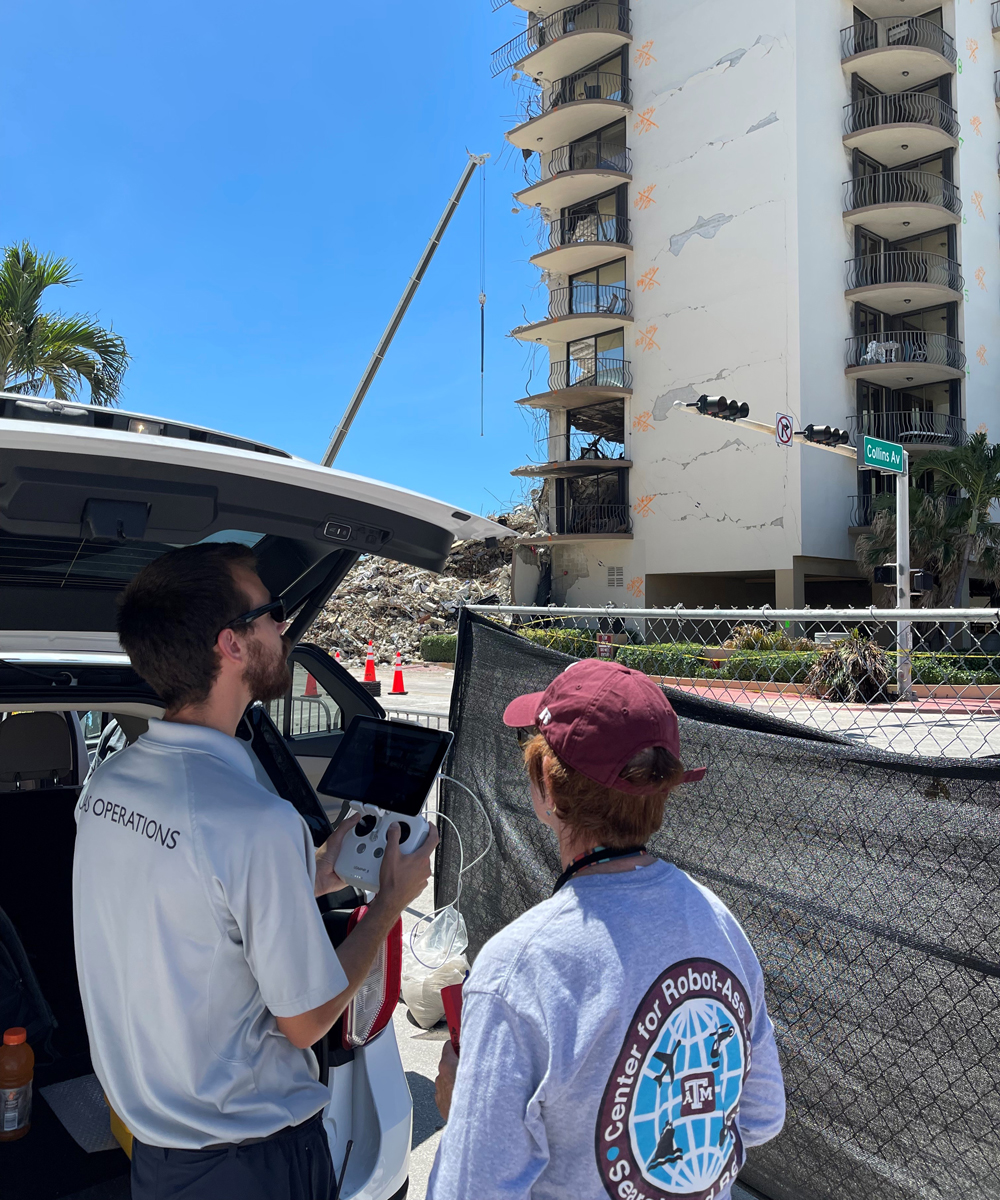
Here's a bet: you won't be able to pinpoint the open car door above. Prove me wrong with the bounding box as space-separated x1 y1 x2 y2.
264 644 384 803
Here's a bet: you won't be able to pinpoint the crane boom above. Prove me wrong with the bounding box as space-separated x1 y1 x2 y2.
322 151 489 467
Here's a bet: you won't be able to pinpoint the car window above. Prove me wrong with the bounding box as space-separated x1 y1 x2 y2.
267 663 343 737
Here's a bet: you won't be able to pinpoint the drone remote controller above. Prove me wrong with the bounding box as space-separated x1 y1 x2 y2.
334 803 430 892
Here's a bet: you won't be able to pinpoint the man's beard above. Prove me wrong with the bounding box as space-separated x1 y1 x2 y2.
244 635 292 702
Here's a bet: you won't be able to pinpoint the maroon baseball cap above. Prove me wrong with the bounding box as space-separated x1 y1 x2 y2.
502 659 706 794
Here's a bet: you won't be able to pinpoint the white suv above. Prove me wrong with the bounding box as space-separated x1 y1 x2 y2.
0 393 502 1200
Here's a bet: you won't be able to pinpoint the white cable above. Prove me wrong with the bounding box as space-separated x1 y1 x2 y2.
406 772 493 971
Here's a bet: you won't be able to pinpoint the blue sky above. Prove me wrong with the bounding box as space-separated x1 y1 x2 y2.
2 0 549 515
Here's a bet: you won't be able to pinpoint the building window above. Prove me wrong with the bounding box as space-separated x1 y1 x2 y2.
608 566 624 588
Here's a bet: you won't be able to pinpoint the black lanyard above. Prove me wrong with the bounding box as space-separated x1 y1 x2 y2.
552 846 647 894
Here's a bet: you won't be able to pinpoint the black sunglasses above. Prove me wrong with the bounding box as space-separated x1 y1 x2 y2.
515 726 537 749
220 598 286 635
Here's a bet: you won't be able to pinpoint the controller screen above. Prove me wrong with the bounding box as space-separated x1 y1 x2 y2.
317 716 453 816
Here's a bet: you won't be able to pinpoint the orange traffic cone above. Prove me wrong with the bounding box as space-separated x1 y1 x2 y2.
304 672 318 697
363 641 377 683
390 651 407 695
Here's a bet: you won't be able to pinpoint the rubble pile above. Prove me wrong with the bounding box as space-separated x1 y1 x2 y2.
309 507 538 664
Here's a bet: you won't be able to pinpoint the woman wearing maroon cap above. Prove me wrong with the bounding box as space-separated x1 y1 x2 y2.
427 660 785 1200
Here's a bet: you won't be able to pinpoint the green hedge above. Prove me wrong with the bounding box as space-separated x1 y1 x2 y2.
615 642 716 678
420 634 457 663
722 650 819 685
911 656 1000 686
520 628 600 657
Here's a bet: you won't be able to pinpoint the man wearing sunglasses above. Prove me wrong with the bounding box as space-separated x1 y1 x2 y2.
72 542 438 1200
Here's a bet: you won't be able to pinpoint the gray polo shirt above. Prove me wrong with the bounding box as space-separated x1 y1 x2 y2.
73 719 347 1149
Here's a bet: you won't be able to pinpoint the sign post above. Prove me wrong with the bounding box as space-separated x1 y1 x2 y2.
859 436 910 699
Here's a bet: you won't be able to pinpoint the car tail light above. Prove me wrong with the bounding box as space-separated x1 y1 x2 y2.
342 907 403 1049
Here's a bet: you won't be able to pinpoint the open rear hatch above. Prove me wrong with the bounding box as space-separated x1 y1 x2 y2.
0 395 505 651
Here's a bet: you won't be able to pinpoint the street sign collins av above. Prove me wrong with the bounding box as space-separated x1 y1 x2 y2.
860 435 905 475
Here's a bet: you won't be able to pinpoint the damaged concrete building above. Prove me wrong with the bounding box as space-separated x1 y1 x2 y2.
494 0 999 608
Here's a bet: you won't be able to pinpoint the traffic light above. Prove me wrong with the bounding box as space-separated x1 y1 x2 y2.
872 566 935 593
693 395 750 421
802 424 850 446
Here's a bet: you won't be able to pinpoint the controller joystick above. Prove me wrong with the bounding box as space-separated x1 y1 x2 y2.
356 813 379 837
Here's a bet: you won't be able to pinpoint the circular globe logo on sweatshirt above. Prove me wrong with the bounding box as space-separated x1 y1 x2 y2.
596 959 752 1200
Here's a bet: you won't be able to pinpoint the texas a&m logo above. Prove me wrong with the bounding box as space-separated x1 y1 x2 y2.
595 959 752 1200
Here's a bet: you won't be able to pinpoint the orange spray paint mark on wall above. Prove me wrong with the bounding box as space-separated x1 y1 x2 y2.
969 115 983 137
976 267 987 290
633 496 656 518
977 345 988 366
634 41 656 68
636 267 660 292
627 577 645 598
966 38 979 63
633 108 659 135
972 190 985 219
635 324 660 352
634 185 657 211
633 411 654 432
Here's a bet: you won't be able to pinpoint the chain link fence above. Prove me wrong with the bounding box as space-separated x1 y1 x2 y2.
439 609 1000 1200
465 604 1000 759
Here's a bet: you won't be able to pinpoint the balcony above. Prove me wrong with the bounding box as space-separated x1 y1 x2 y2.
507 70 631 151
512 282 633 345
849 410 966 449
491 2 631 81
843 169 961 238
515 137 631 211
995 2 1000 37
841 17 957 89
850 489 960 530
518 356 632 415
531 211 631 273
845 331 966 387
843 92 958 166
845 251 963 313
511 456 631 479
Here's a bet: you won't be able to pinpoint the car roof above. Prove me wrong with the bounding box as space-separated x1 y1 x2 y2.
1 400 507 643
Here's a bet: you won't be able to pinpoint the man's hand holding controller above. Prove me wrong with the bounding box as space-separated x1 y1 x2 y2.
276 817 439 1050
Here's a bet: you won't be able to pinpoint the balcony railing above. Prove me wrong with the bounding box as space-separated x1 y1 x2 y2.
544 69 630 111
492 2 631 76
843 92 959 138
995 69 1000 101
994 1 1000 32
548 282 632 319
548 137 631 177
846 331 966 372
548 355 632 390
491 0 511 9
845 251 963 294
840 17 956 64
849 410 966 447
851 490 960 528
843 170 961 216
548 211 630 248
558 503 632 535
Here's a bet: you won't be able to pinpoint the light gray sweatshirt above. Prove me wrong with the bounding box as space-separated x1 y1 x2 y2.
427 859 785 1200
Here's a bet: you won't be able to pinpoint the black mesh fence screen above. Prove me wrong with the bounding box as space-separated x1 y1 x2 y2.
436 610 1000 1200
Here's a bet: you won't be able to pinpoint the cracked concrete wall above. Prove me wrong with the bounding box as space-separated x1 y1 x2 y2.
953 3 1000 439
622 0 808 586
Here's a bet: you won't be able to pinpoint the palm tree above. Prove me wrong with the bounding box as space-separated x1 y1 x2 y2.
921 432 1000 606
854 491 988 607
855 434 1000 607
0 242 129 406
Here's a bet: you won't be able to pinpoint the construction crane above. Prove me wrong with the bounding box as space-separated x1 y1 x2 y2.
322 151 489 467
